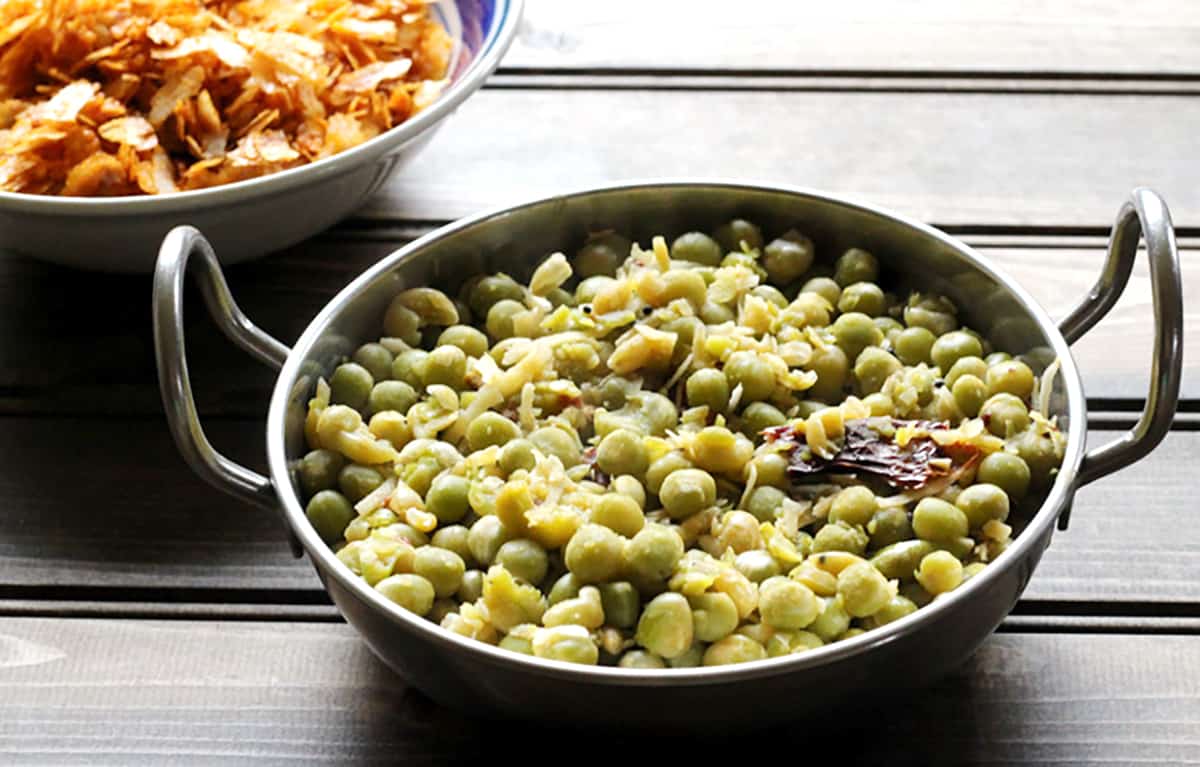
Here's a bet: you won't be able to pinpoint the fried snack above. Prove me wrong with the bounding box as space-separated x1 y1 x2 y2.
0 0 451 196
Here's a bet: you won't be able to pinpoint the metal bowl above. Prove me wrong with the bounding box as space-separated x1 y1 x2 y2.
153 181 1183 728
0 0 522 274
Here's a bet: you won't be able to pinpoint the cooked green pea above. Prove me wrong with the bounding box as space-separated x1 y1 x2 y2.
834 248 879 286
592 494 645 537
352 343 394 382
565 523 625 583
977 451 1031 501
467 515 512 566
437 325 489 358
532 625 599 665
867 508 913 549
548 572 583 605
637 592 695 659
413 547 466 598
671 231 723 266
645 452 693 495
495 539 549 585
529 427 581 468
659 468 717 520
624 524 685 582
426 474 470 523
667 643 706 668
498 439 537 474
724 351 776 402
421 345 467 390
865 594 918 627
744 485 786 523
328 363 374 410
618 650 666 669
611 475 647 509
944 356 988 389
763 235 814 284
375 574 435 616
801 276 841 306
751 284 789 308
952 374 988 417
640 392 679 436
688 591 740 642
457 569 484 603
854 346 902 395
931 331 984 372
575 275 616 304
1011 429 1061 486
598 581 640 628
337 465 383 503
734 549 782 584
467 412 522 452
498 632 535 655
956 483 1010 529
904 294 957 336
759 576 821 630
836 561 891 617
985 351 1012 366
430 525 473 565
915 550 963 595
390 349 428 388
986 360 1036 400
892 326 934 366
576 232 631 277
686 368 730 413
700 301 735 324
298 449 344 498
807 344 849 402
306 490 354 544
403 457 440 498
829 486 878 527
831 312 884 361
712 219 764 253
596 429 650 477
368 380 418 415
912 498 969 542
750 452 789 489
703 634 767 666
689 426 747 475
741 402 787 437
870 539 935 581
468 274 524 317
980 393 1030 437
809 596 851 642
811 521 869 555
382 302 420 343
838 282 886 317
485 299 525 341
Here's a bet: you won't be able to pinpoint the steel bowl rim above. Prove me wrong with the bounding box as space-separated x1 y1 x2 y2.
266 178 1087 685
0 0 523 216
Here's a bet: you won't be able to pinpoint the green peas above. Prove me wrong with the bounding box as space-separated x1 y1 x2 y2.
367 380 418 415
744 485 786 523
836 561 891 618
762 235 814 285
636 592 695 659
986 360 1036 400
750 452 789 489
952 374 988 417
751 285 789 309
854 347 902 395
867 508 913 549
703 634 767 666
741 402 787 436
529 427 581 468
437 325 489 358
931 331 984 372
834 248 879 286
809 597 851 642
298 449 344 498
598 582 641 628
712 219 764 253
413 546 466 598
611 475 647 509
338 465 384 503
956 483 1010 529
688 591 740 642
686 368 730 413
831 312 884 361
485 299 525 341
624 524 685 582
915 550 963 595
498 632 534 656
980 393 1030 437
806 344 849 402
944 356 988 389
565 523 625 583
403 457 440 498
700 301 735 325
305 490 354 544
382 302 420 343
426 474 470 523
375 574 436 616
592 494 645 537
497 439 537 475
548 572 583 605
659 468 717 520
811 521 869 555
1011 429 1061 486
671 231 723 266
596 429 650 477
904 294 958 336
668 644 706 668
640 392 680 435
689 426 746 475
352 343 394 382
801 276 841 306
328 362 374 410
894 327 936 366
421 345 467 390
977 452 1031 501
912 498 969 542
430 525 473 564
494 539 549 585
870 539 935 581
723 351 776 402
457 569 484 603
467 412 522 452
759 576 821 630
468 274 524 317
734 549 781 583
658 270 708 309
576 232 631 277
467 515 512 566
838 282 886 317
645 452 693 495
532 625 599 665
865 595 918 627
575 275 616 304
545 288 572 308
828 486 878 527
619 650 666 669
391 349 428 388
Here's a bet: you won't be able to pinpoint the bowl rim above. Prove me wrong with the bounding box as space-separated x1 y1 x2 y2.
0 0 523 215
266 179 1087 685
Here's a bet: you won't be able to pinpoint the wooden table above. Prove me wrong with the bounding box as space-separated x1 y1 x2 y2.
3 2 1199 763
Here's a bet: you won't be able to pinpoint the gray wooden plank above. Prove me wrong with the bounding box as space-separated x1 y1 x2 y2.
0 237 1195 416
0 618 1198 764
0 413 1195 606
510 0 1200 76
363 89 1200 229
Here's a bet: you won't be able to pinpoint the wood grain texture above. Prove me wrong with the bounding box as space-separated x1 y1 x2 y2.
510 0 1200 76
0 413 1196 605
362 90 1200 229
0 236 1195 417
1 618 1198 765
